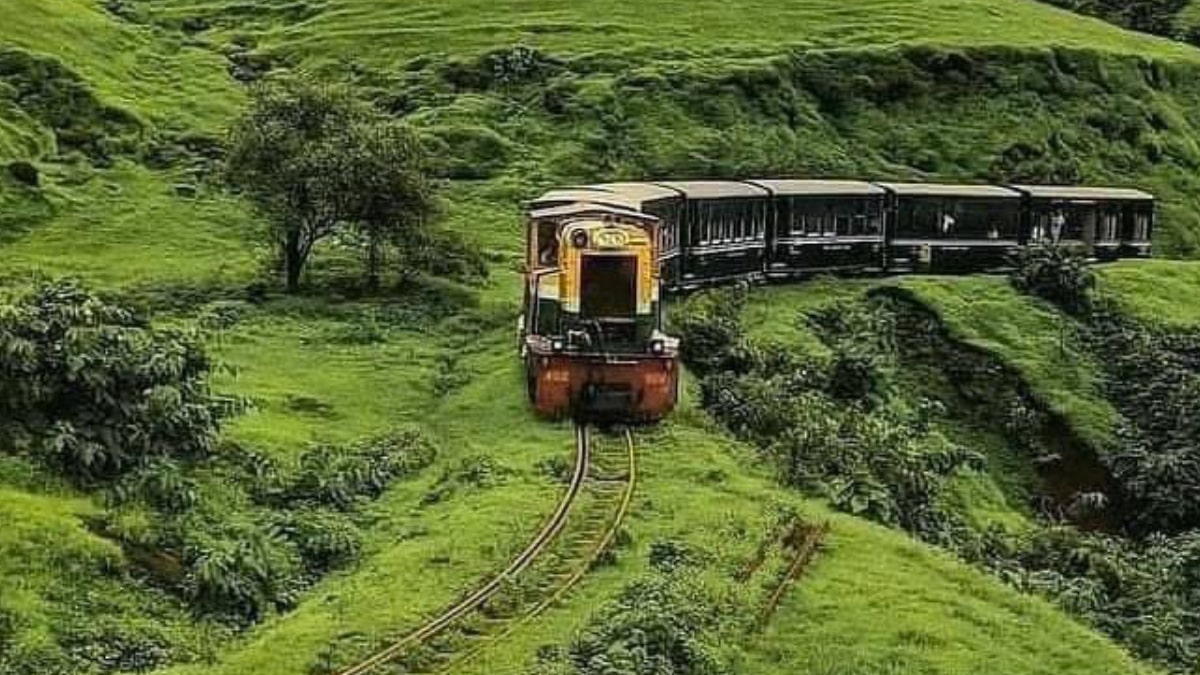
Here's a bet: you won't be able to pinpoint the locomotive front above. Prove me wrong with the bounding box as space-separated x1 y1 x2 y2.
520 201 680 421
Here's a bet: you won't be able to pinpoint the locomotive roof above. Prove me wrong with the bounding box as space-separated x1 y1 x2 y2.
654 181 769 199
530 189 642 211
1009 185 1155 201
748 179 886 196
586 183 682 204
528 202 657 222
875 183 1022 199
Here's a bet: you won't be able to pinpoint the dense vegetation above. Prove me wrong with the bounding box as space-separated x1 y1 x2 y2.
4 0 1200 673
672 248 1200 672
1041 0 1200 44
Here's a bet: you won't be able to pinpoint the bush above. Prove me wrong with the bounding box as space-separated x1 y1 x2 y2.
1089 310 1200 533
670 287 749 376
182 529 303 623
400 227 489 284
532 573 736 675
275 429 438 510
0 280 231 483
274 509 362 573
1010 244 1096 315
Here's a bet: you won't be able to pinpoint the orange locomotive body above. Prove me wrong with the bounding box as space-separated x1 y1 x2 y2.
520 192 680 422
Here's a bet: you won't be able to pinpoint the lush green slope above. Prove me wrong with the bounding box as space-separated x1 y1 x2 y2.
896 277 1118 450
137 0 1199 65
1097 259 1200 328
3 0 1199 673
0 0 239 137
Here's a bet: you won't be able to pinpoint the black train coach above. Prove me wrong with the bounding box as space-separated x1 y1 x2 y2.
655 181 770 288
747 180 887 277
879 183 1023 273
1010 185 1155 261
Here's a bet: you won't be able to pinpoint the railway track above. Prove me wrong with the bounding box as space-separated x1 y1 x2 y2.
336 423 636 675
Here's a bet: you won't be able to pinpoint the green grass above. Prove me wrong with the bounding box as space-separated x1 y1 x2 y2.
137 0 1200 68
0 162 260 293
0 0 241 138
746 506 1154 675
0 474 221 670
211 312 443 455
738 278 880 358
1097 259 1200 329
3 0 1199 672
896 276 1119 451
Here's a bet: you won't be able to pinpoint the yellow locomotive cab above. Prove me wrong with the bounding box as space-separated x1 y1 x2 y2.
521 202 680 421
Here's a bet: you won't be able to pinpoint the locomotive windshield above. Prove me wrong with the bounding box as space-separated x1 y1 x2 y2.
580 255 637 319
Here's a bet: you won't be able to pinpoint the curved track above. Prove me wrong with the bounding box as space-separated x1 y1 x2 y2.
442 425 637 672
337 423 633 675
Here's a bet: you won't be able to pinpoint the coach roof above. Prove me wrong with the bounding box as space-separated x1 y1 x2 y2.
530 189 642 211
748 179 886 196
875 183 1022 199
1009 185 1155 201
654 181 769 199
586 182 682 204
528 202 657 222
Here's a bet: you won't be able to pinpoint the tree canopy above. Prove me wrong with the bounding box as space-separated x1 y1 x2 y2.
226 79 437 292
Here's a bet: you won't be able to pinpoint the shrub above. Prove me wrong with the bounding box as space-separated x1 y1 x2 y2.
670 286 749 376
182 529 303 623
0 280 231 483
533 573 736 675
1089 310 1200 533
399 227 489 284
276 429 438 510
274 509 362 573
1009 244 1096 315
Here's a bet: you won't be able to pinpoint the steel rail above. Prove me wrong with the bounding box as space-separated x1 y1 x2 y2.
443 427 638 672
335 423 592 675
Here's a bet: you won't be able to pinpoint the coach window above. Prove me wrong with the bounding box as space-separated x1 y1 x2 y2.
910 201 939 237
1102 208 1120 241
1134 211 1150 240
536 220 559 267
834 206 851 237
867 203 883 235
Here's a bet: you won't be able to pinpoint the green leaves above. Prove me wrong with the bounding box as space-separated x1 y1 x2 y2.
225 79 439 291
1010 244 1097 315
0 280 227 485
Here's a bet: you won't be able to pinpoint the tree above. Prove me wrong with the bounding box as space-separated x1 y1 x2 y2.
226 79 437 292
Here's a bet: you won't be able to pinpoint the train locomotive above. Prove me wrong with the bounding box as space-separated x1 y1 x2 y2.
521 179 1155 420
520 191 681 421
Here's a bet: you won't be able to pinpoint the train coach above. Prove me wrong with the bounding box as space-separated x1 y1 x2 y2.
521 178 1155 420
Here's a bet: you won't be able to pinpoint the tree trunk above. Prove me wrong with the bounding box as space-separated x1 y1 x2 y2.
365 232 384 293
284 227 304 293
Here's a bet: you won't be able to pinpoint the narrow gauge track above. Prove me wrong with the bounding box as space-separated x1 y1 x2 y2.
336 423 636 675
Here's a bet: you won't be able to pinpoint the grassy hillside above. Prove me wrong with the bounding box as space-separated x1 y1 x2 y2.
136 0 1199 65
1097 259 1200 328
3 0 1200 674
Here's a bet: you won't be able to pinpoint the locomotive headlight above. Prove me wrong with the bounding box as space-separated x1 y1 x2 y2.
551 338 566 352
571 230 590 249
649 339 666 355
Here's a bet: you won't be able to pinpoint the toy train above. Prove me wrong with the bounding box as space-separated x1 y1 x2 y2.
520 180 1155 420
